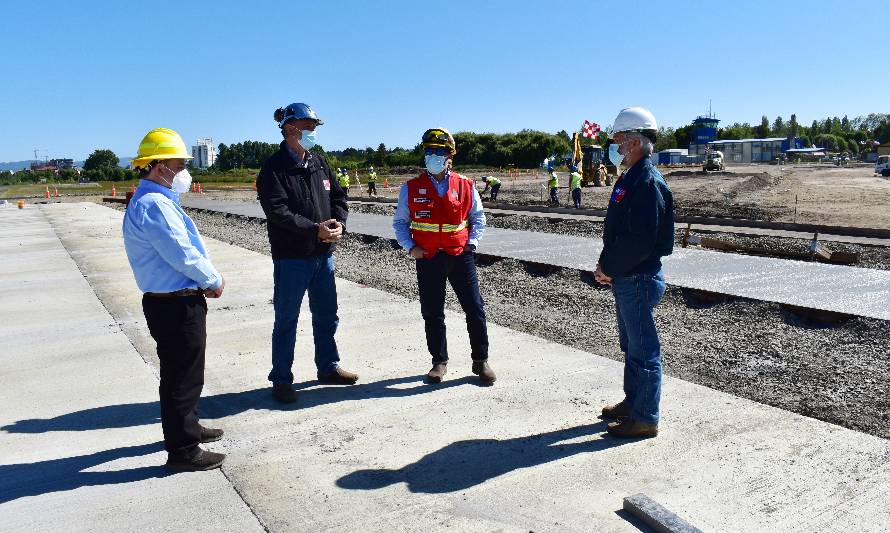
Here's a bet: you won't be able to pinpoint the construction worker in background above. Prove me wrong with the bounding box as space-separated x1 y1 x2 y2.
594 107 674 439
367 166 378 197
569 165 582 208
257 103 359 404
392 127 496 385
122 128 227 472
480 175 501 201
548 168 560 205
337 167 351 195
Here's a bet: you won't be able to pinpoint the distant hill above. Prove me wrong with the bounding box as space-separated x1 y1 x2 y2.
0 158 132 172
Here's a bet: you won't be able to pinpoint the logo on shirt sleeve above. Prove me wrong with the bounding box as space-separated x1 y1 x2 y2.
611 187 626 203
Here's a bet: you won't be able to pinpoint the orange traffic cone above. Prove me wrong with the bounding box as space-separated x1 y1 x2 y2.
252 181 257 191
54 187 59 198
383 178 389 189
131 183 136 193
44 187 50 199
111 184 117 197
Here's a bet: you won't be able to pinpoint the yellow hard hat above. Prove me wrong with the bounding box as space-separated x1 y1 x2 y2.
131 128 192 169
421 127 456 154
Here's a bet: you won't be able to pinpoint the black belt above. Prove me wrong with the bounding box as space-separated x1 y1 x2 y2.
145 288 205 298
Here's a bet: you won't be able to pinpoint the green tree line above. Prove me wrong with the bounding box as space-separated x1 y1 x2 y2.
212 130 572 171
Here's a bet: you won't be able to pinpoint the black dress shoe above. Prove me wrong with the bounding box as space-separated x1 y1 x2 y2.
165 449 226 472
317 367 359 385
273 383 298 403
200 425 224 443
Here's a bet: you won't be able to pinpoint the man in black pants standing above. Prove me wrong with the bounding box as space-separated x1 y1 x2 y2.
123 128 227 471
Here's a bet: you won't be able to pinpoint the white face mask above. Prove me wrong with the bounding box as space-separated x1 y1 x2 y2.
425 154 447 175
162 165 193 194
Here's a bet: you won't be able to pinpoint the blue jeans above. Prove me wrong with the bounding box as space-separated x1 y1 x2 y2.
612 270 666 424
269 255 340 384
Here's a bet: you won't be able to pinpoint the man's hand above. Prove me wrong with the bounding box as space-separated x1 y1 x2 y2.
463 244 476 254
318 219 343 243
594 263 612 286
205 276 225 298
409 246 427 259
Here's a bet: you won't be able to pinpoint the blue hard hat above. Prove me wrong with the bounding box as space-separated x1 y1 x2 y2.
571 165 578 172
277 103 323 127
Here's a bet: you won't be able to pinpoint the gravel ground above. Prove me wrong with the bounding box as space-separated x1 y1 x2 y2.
348 202 890 270
179 205 890 439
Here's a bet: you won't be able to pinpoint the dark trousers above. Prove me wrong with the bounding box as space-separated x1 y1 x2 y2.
550 187 560 205
490 184 500 201
368 182 377 195
416 250 489 363
142 294 207 459
572 188 581 208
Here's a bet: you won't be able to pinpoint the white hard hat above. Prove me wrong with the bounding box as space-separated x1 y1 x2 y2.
611 107 658 137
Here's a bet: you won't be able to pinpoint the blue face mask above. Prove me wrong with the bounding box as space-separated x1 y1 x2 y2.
298 130 317 151
425 154 447 175
608 144 624 167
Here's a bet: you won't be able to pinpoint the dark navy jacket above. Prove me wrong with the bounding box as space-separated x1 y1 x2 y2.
256 142 348 259
598 157 674 277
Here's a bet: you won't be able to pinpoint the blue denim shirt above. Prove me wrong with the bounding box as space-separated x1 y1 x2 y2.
122 179 222 292
392 171 486 251
598 158 674 278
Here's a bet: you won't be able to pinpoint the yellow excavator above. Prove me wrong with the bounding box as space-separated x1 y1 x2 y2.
572 132 614 187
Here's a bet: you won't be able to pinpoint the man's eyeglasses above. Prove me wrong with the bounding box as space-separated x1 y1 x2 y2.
424 147 446 156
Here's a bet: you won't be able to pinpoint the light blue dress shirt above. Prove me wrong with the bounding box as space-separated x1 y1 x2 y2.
392 170 486 251
122 179 222 293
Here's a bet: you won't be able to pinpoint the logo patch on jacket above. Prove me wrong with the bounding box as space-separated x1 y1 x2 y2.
415 210 432 219
418 188 427 194
611 187 626 203
322 179 331 191
413 197 432 204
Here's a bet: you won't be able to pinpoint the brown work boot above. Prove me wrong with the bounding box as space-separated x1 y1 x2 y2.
606 418 658 439
273 383 298 404
165 449 226 472
472 361 497 384
199 425 224 443
601 399 631 420
426 362 448 383
318 367 359 385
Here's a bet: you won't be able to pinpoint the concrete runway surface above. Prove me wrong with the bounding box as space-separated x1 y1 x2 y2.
1 202 888 532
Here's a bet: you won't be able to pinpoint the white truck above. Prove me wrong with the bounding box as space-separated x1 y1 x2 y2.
876 155 890 177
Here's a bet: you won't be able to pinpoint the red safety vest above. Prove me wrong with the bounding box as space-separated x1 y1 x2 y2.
407 172 473 257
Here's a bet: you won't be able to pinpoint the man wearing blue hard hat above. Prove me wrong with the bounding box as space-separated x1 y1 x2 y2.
256 102 359 404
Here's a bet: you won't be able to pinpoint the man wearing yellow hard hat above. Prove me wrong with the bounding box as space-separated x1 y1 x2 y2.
122 127 227 471
392 127 496 385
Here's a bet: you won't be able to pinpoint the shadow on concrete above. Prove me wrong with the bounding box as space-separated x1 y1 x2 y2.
336 421 625 493
0 442 169 504
1 375 475 433
615 509 657 533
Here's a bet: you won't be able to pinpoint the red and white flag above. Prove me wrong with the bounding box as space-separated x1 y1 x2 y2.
582 120 600 139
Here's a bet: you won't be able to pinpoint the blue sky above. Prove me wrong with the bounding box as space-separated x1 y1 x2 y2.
1 0 886 162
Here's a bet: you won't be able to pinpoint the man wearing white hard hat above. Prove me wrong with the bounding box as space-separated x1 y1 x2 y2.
594 107 674 438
